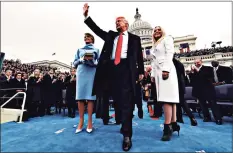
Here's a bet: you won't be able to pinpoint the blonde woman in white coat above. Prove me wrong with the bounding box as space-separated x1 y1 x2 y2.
151 26 180 141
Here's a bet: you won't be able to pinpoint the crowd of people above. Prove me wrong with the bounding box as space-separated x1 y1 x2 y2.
1 3 233 151
1 59 71 79
174 46 233 58
0 66 77 118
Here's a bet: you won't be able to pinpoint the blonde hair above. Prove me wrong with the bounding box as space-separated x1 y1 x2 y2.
152 26 166 48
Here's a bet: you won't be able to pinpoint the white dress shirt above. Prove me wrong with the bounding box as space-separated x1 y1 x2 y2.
213 66 219 82
186 74 190 83
214 66 219 71
111 31 128 60
196 65 202 72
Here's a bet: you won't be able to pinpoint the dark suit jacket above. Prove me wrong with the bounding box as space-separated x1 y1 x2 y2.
215 66 233 84
64 75 76 103
184 74 194 87
10 78 26 95
27 76 42 102
191 65 216 100
41 74 57 104
173 58 186 95
84 17 144 96
0 76 13 97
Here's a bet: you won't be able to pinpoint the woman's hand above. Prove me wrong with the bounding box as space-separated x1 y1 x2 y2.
162 71 169 80
80 56 85 63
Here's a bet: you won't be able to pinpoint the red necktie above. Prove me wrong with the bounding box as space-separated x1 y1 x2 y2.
114 33 123 65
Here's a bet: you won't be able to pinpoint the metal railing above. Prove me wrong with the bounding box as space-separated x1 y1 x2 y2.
0 88 27 123
0 88 26 91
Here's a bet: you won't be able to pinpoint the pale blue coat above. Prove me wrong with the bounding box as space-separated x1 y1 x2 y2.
73 44 100 101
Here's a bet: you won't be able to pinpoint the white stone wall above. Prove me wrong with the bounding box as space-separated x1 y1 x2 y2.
144 52 233 71
174 39 196 53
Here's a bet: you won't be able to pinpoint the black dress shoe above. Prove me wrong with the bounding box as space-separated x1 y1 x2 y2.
171 122 180 136
161 124 173 141
122 137 132 151
190 118 198 126
203 117 211 122
216 120 222 125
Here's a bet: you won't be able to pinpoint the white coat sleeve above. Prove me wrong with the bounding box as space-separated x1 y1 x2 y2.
162 36 175 73
151 60 156 77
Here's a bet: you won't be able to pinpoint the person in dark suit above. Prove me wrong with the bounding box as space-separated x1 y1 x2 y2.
37 73 45 116
26 69 43 117
41 69 57 115
141 70 152 113
10 72 26 109
184 70 194 87
64 69 76 118
83 3 144 151
0 69 12 99
55 74 66 114
211 60 233 84
133 67 143 119
191 59 222 125
173 58 197 126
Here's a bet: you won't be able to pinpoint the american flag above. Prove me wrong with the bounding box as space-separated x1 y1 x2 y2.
179 43 190 53
142 50 150 58
145 49 150 55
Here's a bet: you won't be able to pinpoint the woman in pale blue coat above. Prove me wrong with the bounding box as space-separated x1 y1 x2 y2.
73 33 99 134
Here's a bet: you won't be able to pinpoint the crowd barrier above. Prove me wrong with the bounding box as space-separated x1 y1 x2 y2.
0 88 27 123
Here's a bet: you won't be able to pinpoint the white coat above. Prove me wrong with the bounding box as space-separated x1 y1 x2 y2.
151 36 179 103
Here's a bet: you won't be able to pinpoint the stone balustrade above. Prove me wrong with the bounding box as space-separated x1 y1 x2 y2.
143 52 233 70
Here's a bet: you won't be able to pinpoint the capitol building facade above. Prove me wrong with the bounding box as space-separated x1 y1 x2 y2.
128 8 232 70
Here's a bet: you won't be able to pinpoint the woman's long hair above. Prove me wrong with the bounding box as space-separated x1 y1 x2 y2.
152 26 166 48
